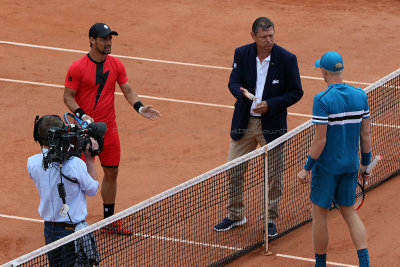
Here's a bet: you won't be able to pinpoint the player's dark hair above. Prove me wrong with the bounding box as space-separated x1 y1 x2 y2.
33 115 64 146
252 17 274 34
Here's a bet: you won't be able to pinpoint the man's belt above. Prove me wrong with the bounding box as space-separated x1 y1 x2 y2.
45 221 77 229
250 115 261 119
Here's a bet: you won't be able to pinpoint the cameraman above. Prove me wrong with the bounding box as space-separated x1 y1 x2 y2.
27 115 99 266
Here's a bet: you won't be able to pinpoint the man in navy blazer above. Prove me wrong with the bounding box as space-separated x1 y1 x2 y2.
214 17 303 236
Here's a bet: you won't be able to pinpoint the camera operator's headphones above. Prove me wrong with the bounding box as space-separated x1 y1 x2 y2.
33 115 64 146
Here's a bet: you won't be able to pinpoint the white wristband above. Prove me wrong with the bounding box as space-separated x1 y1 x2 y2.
81 114 92 124
138 106 144 114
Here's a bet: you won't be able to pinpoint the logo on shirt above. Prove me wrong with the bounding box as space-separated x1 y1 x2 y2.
68 76 72 81
272 79 279 84
95 64 110 110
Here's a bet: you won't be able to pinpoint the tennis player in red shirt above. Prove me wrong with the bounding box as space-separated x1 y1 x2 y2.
64 22 161 234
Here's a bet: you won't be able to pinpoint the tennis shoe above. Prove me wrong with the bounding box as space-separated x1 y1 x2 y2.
268 223 278 237
214 217 247 231
101 220 133 235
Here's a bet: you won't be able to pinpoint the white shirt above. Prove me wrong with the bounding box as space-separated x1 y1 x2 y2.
250 55 271 117
27 149 99 223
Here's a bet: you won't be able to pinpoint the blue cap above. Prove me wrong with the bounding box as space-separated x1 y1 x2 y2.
315 52 344 72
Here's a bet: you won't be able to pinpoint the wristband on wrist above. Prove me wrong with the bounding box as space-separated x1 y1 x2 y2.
134 101 144 113
361 151 371 166
304 155 317 171
74 108 86 119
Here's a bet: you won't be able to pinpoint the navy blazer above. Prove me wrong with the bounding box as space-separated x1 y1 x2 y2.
228 43 303 142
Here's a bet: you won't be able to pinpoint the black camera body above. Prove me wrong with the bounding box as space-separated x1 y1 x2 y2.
43 123 106 169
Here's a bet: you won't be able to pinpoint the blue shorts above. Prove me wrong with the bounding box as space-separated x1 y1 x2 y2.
310 165 358 209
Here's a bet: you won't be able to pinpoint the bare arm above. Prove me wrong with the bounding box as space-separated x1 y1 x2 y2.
120 82 161 120
64 86 94 122
360 118 372 154
298 124 327 183
359 118 372 177
119 82 141 106
64 86 80 112
309 124 327 159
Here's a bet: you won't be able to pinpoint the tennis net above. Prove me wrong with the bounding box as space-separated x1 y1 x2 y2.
4 68 400 266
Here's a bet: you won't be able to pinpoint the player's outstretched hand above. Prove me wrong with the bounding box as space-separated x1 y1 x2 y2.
140 105 162 120
297 169 311 184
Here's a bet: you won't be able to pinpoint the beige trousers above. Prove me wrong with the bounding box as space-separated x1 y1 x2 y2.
227 117 283 223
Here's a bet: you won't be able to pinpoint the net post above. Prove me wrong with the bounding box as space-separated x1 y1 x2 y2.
263 145 272 256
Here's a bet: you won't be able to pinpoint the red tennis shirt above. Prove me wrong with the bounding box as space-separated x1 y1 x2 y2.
65 54 129 124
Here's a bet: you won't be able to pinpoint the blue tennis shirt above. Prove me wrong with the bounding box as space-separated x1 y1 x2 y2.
312 83 370 174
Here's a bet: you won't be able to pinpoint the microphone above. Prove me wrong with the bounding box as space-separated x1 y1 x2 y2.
57 183 67 203
270 62 274 67
86 122 107 139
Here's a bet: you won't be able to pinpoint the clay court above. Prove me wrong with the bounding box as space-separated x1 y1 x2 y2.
0 0 399 266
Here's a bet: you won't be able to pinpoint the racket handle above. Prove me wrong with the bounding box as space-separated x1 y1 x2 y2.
365 155 381 174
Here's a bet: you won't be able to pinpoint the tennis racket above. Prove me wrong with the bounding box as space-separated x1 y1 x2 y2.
354 155 381 210
64 112 89 128
333 155 381 210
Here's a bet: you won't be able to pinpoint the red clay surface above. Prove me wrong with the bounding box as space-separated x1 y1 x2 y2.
0 0 399 266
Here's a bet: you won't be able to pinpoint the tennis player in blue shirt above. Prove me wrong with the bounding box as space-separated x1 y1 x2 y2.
297 52 372 267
